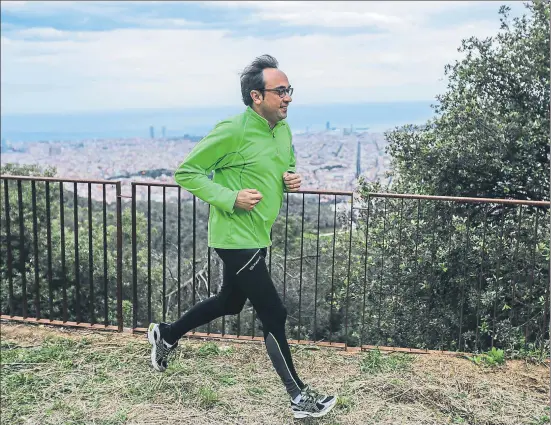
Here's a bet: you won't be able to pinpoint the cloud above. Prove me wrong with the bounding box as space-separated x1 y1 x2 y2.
0 1 29 11
8 27 68 40
204 1 481 28
0 1 528 114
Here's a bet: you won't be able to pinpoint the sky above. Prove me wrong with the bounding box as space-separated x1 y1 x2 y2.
0 1 528 116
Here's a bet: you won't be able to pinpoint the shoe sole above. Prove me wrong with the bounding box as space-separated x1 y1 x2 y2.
293 397 338 419
147 323 165 372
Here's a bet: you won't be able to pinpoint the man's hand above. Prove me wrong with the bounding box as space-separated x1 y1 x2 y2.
235 189 263 211
283 172 301 192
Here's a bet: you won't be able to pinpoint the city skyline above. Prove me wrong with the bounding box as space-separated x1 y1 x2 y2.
1 127 389 201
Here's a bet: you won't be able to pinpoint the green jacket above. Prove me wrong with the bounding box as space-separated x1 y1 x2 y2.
174 106 296 249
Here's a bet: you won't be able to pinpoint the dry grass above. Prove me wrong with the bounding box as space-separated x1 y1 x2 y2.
1 321 549 425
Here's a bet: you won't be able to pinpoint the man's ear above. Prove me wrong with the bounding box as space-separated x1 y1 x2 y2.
250 90 263 105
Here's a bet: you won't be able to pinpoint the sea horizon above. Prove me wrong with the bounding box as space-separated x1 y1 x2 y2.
1 100 436 143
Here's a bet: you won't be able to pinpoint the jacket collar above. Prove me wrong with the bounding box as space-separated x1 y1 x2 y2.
246 106 285 130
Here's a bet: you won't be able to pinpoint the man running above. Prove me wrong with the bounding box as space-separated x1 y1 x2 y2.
147 54 337 419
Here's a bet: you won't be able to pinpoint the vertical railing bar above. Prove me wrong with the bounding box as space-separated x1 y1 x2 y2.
361 196 371 347
511 206 523 328
102 184 108 326
329 195 337 344
115 182 123 332
177 186 181 318
250 284 256 337
207 204 212 335
87 182 94 325
414 198 421 346
377 198 387 344
60 182 67 322
313 194 321 341
269 228 273 275
131 183 138 329
31 180 40 319
147 185 152 324
459 212 471 351
442 201 454 351
192 196 196 335
393 198 404 345
475 205 488 352
526 210 539 346
426 201 439 349
18 180 27 318
193 196 196 306
46 181 53 320
209 247 213 335
73 182 81 323
222 265 226 336
298 193 305 342
492 206 506 349
541 266 550 356
162 186 166 322
283 193 289 305
4 180 14 316
344 195 354 348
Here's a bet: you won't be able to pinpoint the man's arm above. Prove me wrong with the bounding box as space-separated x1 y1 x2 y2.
174 120 240 213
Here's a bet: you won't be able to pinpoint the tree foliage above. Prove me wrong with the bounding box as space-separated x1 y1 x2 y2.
385 1 549 201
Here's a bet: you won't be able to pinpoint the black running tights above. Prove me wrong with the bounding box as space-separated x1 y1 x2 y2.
163 248 305 399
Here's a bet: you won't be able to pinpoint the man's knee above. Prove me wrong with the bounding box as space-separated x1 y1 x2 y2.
223 296 246 316
224 303 244 316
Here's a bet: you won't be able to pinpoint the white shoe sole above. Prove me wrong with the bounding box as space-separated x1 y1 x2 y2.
147 323 165 372
293 396 338 419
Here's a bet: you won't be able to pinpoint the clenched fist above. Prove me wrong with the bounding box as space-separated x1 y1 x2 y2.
235 189 263 211
283 172 301 192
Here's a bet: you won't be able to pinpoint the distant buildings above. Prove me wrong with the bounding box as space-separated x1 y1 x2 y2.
2 129 391 201
149 126 167 139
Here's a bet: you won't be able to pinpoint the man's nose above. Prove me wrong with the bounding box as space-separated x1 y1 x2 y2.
284 93 292 102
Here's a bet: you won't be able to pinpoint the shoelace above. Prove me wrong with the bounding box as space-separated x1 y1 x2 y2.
303 386 322 402
298 387 323 411
156 341 173 362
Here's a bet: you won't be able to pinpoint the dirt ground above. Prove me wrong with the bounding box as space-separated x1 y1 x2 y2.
1 321 549 425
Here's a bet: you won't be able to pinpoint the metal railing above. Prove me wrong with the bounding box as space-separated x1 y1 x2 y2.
1 175 123 330
1 174 549 354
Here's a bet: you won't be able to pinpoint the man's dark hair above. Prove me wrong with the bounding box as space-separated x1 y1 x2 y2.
240 54 279 107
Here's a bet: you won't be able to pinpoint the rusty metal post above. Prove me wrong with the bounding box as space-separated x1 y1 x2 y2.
116 182 123 332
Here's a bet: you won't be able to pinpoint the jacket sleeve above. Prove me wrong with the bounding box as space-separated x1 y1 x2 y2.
283 130 297 192
174 120 240 214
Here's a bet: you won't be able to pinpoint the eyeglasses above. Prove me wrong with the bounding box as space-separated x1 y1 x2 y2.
261 86 293 98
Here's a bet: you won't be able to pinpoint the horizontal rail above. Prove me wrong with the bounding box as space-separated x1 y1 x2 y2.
0 175 119 185
131 181 549 205
299 188 354 196
367 192 550 207
132 181 355 196
132 181 180 188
